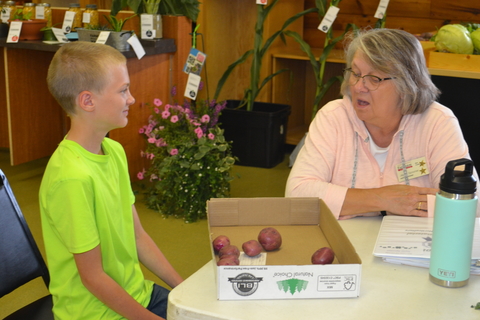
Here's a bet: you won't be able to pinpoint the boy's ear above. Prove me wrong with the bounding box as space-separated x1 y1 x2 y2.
78 91 95 112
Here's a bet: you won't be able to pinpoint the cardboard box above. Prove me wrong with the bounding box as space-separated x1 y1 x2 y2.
207 198 362 300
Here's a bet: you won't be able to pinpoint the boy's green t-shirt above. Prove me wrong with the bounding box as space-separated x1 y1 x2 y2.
39 138 153 319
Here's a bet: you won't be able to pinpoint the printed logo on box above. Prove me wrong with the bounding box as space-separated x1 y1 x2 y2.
317 274 357 291
228 273 263 296
277 278 309 295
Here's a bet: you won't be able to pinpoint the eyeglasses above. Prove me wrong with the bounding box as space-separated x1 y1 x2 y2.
344 68 396 91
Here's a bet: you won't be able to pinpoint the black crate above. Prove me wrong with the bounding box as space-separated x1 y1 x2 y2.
219 100 291 168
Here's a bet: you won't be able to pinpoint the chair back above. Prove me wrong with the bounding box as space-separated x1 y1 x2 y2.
0 169 50 297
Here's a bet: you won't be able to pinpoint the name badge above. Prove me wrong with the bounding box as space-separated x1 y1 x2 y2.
396 156 429 182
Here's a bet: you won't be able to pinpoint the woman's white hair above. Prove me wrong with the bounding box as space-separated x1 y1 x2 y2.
340 28 440 114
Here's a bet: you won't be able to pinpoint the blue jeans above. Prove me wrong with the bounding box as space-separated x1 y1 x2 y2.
146 284 170 319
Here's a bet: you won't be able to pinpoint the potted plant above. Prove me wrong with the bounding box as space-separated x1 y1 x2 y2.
110 0 200 22
9 9 47 40
136 90 236 222
212 0 320 168
76 14 136 51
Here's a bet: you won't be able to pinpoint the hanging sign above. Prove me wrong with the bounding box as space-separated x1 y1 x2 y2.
183 48 207 76
374 0 390 19
318 6 340 33
184 73 201 100
127 34 146 59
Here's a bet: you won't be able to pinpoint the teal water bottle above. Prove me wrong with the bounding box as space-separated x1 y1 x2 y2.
429 158 478 287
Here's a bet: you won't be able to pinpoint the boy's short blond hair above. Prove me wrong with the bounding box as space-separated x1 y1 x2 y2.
47 41 127 115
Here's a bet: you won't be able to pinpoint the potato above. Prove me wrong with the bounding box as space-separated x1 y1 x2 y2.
242 240 263 257
217 255 239 266
218 245 240 259
311 247 335 265
258 227 282 251
212 235 230 254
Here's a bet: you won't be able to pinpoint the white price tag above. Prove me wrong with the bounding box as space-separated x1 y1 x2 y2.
127 34 146 59
318 6 340 33
82 12 91 24
184 73 201 100
52 27 69 43
140 14 155 39
35 6 45 19
96 31 110 44
256 0 268 4
374 0 390 19
62 11 76 33
1 7 11 23
6 21 22 43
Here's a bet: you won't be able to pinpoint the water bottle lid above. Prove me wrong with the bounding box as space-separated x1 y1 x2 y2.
439 158 477 194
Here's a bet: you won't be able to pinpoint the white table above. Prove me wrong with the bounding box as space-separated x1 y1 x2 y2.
167 217 480 320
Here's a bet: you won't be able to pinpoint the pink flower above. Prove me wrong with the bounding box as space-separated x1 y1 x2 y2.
155 138 166 147
194 127 203 139
154 98 162 107
208 133 215 140
154 107 160 114
139 127 145 134
137 169 146 180
148 153 155 159
170 148 178 156
148 137 156 144
162 110 170 119
171 115 179 123
201 114 210 123
165 104 171 111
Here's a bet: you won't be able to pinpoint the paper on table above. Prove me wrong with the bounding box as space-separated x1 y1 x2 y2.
373 215 480 274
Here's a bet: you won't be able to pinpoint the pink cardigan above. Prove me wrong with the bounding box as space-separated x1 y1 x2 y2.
285 97 480 219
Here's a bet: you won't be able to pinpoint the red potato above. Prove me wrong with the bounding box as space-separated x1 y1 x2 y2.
311 247 335 265
242 240 263 257
212 235 230 253
217 255 239 266
258 227 282 251
218 245 240 259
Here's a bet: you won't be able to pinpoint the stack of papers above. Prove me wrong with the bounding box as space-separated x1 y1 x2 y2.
373 216 480 274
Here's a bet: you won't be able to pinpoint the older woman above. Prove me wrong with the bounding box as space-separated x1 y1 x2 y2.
285 28 479 219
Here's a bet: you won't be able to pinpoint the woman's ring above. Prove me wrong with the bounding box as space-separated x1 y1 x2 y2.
417 202 422 210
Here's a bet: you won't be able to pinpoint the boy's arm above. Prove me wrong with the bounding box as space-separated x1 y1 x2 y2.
132 205 184 289
74 246 164 320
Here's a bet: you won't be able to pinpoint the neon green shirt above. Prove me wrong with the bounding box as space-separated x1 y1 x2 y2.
39 138 153 319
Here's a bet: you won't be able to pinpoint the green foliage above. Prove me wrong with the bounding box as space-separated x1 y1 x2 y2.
110 0 200 22
138 97 236 222
213 0 318 111
13 9 32 21
104 14 137 32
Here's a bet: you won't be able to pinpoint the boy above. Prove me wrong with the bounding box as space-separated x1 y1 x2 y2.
40 41 183 320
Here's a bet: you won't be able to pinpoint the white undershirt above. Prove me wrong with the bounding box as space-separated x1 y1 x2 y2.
367 131 390 172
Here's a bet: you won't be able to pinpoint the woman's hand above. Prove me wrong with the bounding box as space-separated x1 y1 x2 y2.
374 185 438 216
342 185 438 217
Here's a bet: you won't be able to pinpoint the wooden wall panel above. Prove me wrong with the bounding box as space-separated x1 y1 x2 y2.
0 49 8 149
